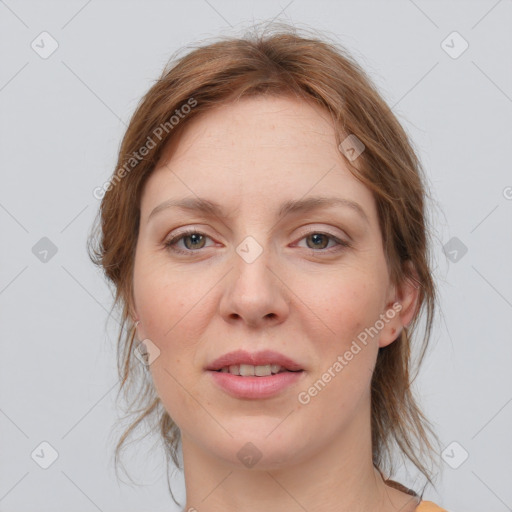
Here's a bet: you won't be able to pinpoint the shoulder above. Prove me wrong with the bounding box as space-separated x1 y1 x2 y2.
415 501 449 512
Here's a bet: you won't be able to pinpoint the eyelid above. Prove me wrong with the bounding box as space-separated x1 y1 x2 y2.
293 224 350 242
166 223 350 242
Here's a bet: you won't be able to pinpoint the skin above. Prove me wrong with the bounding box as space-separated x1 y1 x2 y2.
131 95 421 512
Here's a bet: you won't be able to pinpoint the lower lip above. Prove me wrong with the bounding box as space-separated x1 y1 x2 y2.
208 370 304 399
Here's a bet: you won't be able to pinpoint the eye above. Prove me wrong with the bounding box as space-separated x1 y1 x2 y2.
164 230 214 255
295 231 350 253
163 229 350 256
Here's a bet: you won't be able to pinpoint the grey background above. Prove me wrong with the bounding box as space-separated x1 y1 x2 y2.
1 0 511 511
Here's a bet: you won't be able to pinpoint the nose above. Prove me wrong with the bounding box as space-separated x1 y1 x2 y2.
219 247 290 329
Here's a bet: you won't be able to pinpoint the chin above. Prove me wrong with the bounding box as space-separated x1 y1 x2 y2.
201 419 309 470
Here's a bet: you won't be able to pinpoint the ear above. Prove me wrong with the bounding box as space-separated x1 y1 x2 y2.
379 261 420 348
128 303 138 323
128 303 140 330
128 290 139 323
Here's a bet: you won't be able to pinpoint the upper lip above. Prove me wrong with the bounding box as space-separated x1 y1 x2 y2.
205 349 303 372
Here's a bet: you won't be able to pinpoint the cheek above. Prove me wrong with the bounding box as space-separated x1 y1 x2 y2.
134 271 206 430
132 254 214 418
297 267 383 348
295 269 383 404
133 253 202 342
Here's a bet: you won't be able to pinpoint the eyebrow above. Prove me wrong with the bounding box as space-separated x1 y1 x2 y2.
147 195 369 224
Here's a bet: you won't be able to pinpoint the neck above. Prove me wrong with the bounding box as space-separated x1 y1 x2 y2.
180 409 418 512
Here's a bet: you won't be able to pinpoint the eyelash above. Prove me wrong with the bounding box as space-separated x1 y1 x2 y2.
163 229 351 256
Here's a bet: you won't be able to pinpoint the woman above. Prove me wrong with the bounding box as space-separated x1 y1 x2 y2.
89 25 446 512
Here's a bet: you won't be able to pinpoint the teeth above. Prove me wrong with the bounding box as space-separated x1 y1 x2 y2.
270 364 280 374
218 364 284 376
240 364 255 376
255 364 271 376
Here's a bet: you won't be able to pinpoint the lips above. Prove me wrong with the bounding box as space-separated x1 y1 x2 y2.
206 349 305 399
205 349 304 373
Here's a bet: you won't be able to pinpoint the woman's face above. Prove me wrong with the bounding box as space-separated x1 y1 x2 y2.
132 95 415 469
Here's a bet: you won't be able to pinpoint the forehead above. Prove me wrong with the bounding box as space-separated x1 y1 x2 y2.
158 95 337 162
140 95 377 223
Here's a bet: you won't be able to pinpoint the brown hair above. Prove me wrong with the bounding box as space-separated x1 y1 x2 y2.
88 23 439 501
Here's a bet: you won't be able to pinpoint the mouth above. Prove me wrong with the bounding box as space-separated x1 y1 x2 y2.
214 364 303 377
205 350 305 399
205 349 304 374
